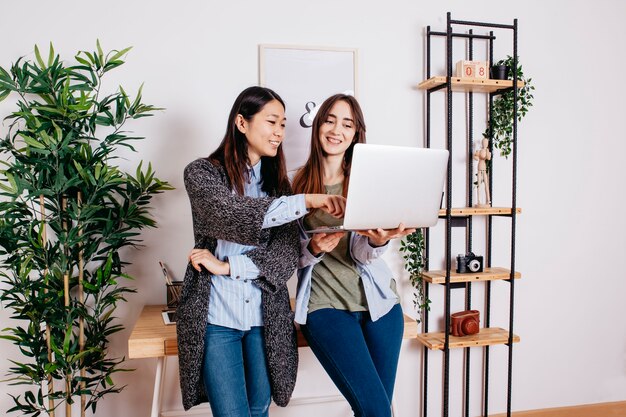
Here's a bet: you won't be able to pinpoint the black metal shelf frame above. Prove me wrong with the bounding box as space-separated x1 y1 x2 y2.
421 12 520 417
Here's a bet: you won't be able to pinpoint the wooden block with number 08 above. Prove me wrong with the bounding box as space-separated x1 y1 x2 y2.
456 60 488 79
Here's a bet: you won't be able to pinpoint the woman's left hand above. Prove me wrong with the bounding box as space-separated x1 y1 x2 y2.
188 248 230 275
355 223 416 247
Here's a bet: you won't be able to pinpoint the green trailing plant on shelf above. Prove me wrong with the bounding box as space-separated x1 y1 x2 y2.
399 229 430 322
484 55 535 158
0 41 172 417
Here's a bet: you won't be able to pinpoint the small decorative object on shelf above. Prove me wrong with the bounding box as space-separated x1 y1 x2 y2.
450 310 480 337
483 55 535 158
490 64 508 80
473 137 492 207
456 252 484 274
456 60 488 79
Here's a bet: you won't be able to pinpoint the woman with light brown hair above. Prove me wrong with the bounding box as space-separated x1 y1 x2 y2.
293 93 414 417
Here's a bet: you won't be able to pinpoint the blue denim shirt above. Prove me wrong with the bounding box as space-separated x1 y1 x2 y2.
295 222 398 324
208 161 307 330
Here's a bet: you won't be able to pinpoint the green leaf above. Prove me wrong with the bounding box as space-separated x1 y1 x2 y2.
47 42 55 67
62 325 72 353
0 182 15 193
103 60 123 73
96 39 104 64
119 85 131 108
34 44 45 69
0 65 12 81
107 46 132 63
32 105 64 115
130 83 144 111
21 135 46 149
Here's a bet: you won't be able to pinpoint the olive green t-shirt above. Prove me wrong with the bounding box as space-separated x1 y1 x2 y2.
305 183 368 313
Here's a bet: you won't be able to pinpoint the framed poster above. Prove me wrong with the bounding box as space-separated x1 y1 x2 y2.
259 44 358 172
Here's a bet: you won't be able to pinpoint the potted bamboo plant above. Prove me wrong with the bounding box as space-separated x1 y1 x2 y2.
0 42 172 416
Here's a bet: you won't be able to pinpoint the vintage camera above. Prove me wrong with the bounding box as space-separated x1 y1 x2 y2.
456 252 483 274
450 310 480 337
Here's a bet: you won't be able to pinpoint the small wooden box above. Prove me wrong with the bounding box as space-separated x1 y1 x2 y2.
456 60 488 79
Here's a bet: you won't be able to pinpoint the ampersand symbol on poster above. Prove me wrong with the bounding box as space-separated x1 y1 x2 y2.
299 101 317 128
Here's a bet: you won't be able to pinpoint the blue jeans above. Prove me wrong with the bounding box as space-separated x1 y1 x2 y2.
202 324 271 417
300 304 403 417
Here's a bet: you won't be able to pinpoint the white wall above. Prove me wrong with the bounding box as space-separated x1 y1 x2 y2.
1 1 625 416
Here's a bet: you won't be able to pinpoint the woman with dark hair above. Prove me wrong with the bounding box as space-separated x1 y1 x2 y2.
176 86 345 417
292 94 414 417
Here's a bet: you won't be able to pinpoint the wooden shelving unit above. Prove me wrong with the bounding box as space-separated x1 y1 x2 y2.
416 328 520 350
438 207 522 217
422 267 521 284
418 13 522 417
418 76 525 93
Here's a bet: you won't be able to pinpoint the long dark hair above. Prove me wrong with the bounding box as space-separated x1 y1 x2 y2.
292 94 366 198
209 86 290 196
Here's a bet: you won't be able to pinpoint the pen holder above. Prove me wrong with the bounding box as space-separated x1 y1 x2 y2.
166 281 183 309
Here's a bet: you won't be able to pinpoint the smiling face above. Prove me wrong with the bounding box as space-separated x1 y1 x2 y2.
318 100 356 158
237 99 286 165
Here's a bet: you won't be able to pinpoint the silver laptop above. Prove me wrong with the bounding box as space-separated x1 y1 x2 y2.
306 144 448 233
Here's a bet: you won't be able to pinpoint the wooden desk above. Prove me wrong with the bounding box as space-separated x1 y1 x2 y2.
128 305 418 417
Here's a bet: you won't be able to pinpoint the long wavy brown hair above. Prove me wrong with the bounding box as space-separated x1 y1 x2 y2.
209 86 290 196
292 94 366 199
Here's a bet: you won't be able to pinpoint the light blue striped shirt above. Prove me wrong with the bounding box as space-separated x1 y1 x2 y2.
207 161 307 330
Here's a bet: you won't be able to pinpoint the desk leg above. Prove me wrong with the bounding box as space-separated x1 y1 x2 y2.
151 356 166 417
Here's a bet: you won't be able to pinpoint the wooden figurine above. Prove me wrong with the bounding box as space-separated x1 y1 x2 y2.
474 138 491 208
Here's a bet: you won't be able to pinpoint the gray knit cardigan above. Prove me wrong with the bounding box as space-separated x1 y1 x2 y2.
176 158 299 411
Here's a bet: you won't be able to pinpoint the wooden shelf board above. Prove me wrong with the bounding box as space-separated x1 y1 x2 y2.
416 327 520 350
438 207 522 217
422 267 521 284
418 76 525 93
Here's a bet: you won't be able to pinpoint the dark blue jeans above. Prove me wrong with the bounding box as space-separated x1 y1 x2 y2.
300 304 404 417
202 324 271 417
